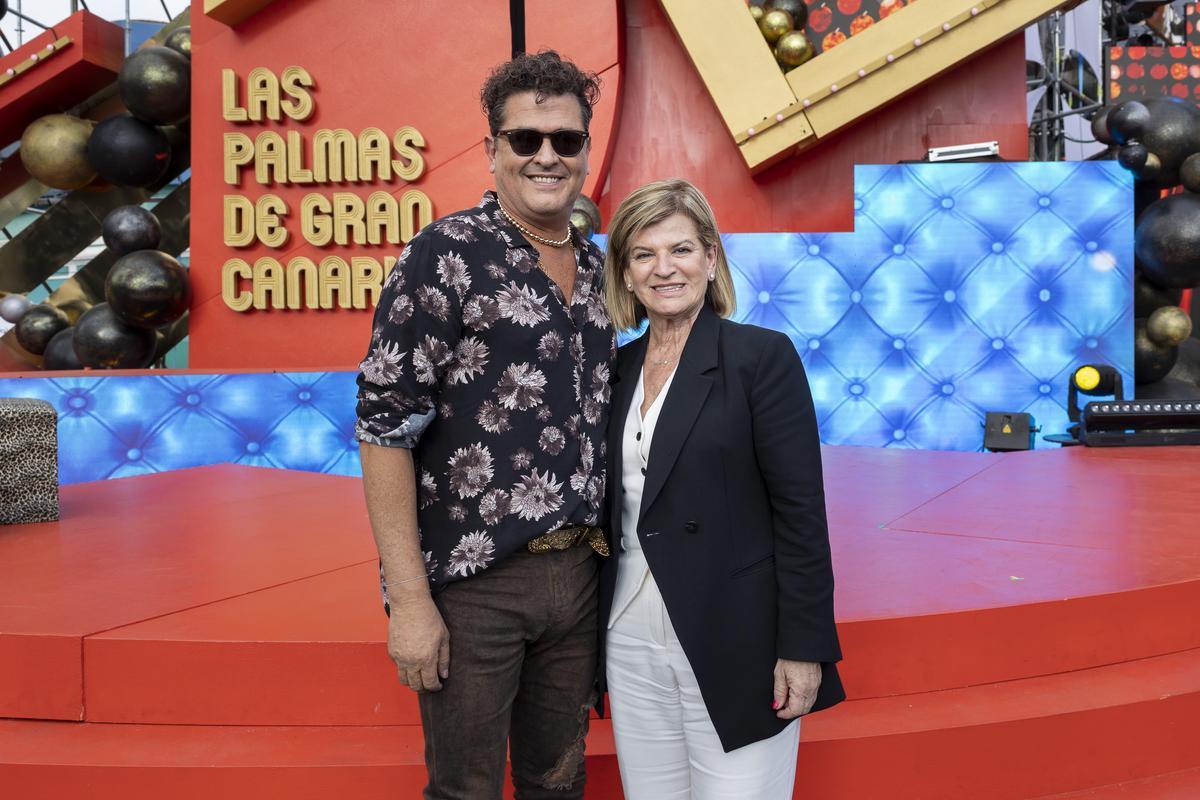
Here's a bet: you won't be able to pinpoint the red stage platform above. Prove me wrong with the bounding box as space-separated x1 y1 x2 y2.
2 446 1200 798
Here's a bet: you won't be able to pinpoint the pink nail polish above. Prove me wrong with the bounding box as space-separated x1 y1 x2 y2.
772 700 781 710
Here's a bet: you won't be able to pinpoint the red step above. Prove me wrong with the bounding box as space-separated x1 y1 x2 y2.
5 448 1200 798
5 648 1200 799
73 447 1200 726
84 561 411 726
1034 766 1200 799
798 646 1200 799
0 719 619 799
80 536 1200 725
0 466 376 721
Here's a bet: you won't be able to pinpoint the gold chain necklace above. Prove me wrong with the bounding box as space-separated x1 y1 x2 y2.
497 200 573 248
648 333 685 367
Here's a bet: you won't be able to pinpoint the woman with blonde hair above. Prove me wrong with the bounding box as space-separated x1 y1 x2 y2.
598 178 843 799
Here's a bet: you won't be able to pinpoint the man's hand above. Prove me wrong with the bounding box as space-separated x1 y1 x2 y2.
772 659 821 719
388 594 450 692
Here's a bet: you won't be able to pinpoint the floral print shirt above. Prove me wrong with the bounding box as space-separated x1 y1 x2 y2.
356 191 616 596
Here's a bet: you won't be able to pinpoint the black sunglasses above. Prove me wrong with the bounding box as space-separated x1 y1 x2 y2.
494 128 589 158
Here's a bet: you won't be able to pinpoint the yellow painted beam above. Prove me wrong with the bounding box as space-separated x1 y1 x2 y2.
659 0 1078 171
795 0 1040 141
203 0 281 28
0 37 73 90
658 0 805 140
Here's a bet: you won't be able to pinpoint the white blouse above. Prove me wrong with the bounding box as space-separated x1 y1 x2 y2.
608 363 677 629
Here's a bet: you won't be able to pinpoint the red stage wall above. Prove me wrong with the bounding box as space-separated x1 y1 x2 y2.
187 0 622 369
188 0 1028 370
602 0 1030 233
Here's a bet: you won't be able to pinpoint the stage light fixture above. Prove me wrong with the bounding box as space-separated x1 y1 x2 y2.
1068 363 1124 423
1051 361 1200 446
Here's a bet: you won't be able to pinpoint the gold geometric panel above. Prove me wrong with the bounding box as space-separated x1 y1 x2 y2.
658 0 1080 171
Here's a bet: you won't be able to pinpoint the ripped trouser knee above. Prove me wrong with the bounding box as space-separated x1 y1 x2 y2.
513 691 595 796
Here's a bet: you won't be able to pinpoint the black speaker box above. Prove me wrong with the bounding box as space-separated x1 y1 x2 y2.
983 412 1036 452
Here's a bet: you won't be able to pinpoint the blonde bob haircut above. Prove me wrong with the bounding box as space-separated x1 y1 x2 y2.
603 178 736 332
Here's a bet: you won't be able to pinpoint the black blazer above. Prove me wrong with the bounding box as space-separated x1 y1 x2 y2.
598 305 844 752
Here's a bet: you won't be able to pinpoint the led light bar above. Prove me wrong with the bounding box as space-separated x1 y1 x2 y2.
927 141 1000 162
1080 400 1200 446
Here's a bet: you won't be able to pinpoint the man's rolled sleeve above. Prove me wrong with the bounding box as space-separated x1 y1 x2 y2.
355 233 463 449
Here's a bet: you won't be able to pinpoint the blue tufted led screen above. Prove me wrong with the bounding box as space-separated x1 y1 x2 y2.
0 372 360 484
0 163 1133 483
723 162 1134 450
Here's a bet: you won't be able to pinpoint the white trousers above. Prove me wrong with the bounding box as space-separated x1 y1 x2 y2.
606 570 801 800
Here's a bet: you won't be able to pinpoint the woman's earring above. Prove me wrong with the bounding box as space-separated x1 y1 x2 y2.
625 283 633 291
707 272 715 281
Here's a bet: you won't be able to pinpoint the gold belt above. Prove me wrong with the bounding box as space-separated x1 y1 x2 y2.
527 525 609 557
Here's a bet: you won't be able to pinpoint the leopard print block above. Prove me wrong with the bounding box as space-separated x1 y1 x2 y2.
0 397 60 525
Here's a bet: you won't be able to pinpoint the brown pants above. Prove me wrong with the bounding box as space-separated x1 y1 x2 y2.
419 544 600 800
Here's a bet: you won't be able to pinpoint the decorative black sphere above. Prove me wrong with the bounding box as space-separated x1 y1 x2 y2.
1119 142 1162 182
1107 101 1151 145
1166 337 1200 389
158 123 191 182
86 114 172 188
118 46 191 126
72 304 157 369
1181 153 1200 194
1134 318 1178 385
1134 192 1200 289
1138 98 1200 186
102 205 162 256
1135 375 1200 401
1133 270 1182 318
42 328 84 371
1118 142 1149 171
1134 181 1164 225
105 250 191 329
164 26 191 59
1091 106 1115 146
15 304 69 356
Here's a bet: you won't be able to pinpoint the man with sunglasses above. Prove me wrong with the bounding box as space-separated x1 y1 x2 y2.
355 50 614 799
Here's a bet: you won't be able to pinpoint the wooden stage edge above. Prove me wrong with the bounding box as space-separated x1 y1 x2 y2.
2 445 1200 799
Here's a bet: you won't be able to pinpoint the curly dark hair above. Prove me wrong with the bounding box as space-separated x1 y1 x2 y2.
480 50 601 135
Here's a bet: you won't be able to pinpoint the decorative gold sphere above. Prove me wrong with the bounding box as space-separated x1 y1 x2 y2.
571 194 602 240
750 5 765 23
570 210 594 240
759 9 793 44
19 114 96 190
1146 305 1193 347
775 30 814 68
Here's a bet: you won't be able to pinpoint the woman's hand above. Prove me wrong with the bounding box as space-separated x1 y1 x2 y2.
772 659 821 719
